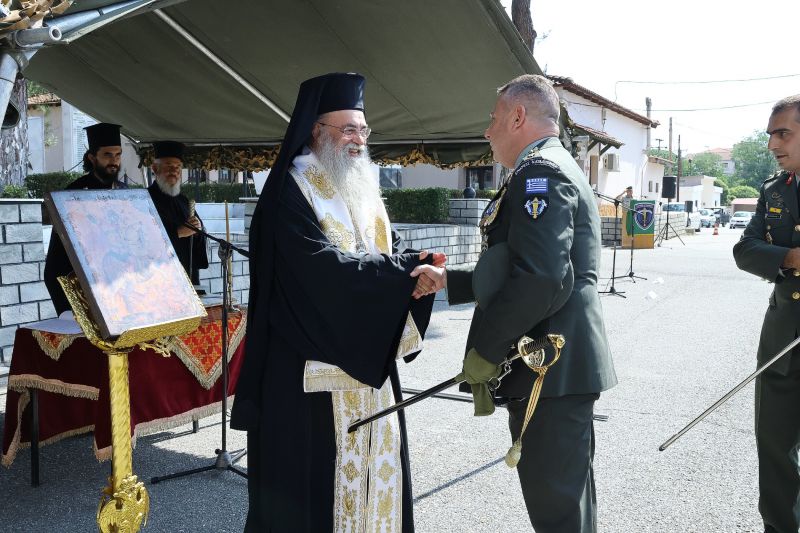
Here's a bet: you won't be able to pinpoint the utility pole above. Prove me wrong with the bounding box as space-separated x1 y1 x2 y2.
677 134 682 203
668 117 673 161
646 97 652 150
655 138 665 151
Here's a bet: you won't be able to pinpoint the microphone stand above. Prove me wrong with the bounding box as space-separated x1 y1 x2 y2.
151 223 249 484
593 190 626 298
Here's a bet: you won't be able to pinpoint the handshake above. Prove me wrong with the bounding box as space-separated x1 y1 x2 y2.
411 251 447 299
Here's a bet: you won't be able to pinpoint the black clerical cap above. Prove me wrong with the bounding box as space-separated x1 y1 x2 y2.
317 73 365 114
84 123 121 151
153 141 185 161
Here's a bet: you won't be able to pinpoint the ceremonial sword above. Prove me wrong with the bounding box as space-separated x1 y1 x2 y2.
347 333 565 434
659 334 800 451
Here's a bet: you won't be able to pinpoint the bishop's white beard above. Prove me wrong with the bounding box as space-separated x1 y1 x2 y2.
155 176 181 197
316 130 383 236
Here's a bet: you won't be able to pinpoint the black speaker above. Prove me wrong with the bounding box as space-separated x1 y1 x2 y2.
662 176 676 199
684 200 693 213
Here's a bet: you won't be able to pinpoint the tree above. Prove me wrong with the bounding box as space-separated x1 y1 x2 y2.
728 184 759 201
0 76 28 187
512 0 536 53
686 152 724 178
731 131 777 189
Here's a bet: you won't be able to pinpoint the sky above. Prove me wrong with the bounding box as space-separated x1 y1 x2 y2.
501 0 800 154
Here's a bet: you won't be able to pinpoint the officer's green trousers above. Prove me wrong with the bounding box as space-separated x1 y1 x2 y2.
507 393 599 533
756 367 800 533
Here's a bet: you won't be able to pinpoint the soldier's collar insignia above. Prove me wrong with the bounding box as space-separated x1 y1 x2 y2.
524 196 548 219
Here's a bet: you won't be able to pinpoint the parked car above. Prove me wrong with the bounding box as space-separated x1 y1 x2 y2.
707 206 730 226
698 208 717 228
661 203 701 231
729 211 754 229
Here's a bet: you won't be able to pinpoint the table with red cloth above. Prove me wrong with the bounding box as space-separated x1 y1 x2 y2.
1 305 246 468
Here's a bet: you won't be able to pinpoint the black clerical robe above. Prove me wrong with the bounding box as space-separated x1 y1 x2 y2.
43 173 127 316
147 183 208 284
232 176 435 533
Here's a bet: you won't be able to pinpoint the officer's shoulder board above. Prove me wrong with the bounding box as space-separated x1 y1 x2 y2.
763 170 790 186
513 156 563 221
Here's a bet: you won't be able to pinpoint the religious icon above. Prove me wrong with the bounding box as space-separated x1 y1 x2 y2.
46 189 206 341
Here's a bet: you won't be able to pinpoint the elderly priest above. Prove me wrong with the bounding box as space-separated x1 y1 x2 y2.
231 72 445 532
147 141 208 285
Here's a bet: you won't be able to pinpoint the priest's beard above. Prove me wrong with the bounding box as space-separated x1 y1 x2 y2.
155 176 181 197
93 163 119 184
316 130 383 236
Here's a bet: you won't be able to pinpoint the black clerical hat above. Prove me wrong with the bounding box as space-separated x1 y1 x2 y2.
84 123 121 151
153 141 185 161
317 73 365 114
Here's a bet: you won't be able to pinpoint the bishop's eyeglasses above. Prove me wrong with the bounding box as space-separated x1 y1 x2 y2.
317 122 372 139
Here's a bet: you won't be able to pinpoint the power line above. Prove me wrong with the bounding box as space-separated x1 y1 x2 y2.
616 73 800 85
563 98 774 113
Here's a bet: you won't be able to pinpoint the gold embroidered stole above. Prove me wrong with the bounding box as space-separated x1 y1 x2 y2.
289 149 420 532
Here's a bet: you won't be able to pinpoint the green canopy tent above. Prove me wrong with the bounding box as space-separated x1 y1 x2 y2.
1 0 544 169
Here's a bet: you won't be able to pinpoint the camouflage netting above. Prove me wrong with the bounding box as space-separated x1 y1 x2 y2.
138 142 495 171
0 0 71 34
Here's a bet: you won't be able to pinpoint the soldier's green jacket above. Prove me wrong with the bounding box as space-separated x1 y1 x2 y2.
733 170 800 374
448 137 617 398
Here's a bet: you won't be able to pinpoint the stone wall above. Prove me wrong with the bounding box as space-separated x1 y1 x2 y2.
393 224 481 265
0 199 54 363
196 234 250 305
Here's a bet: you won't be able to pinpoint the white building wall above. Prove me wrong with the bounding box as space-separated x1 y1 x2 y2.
556 90 654 201
400 164 459 189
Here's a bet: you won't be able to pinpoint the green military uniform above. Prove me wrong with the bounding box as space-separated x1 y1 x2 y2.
733 169 800 533
448 137 617 533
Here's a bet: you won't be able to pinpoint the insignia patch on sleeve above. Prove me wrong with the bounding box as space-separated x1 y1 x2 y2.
524 197 548 219
525 177 548 195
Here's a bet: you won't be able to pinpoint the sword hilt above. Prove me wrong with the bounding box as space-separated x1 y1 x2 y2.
347 333 565 433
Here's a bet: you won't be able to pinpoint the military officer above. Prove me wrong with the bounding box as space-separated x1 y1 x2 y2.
414 74 617 532
733 94 800 533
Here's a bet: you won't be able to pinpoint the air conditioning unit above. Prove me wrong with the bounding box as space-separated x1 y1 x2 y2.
604 153 621 172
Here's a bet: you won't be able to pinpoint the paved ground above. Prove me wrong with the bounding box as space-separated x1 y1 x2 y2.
0 226 771 532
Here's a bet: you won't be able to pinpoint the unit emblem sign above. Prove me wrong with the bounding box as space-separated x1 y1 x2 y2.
633 203 655 231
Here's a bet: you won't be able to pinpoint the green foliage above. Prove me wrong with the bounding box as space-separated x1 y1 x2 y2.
448 188 498 199
728 185 759 201
731 131 777 188
181 182 249 203
714 179 729 204
382 188 451 223
24 171 81 198
687 152 724 178
26 80 49 97
1 184 30 198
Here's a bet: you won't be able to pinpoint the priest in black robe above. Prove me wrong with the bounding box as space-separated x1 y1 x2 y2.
230 73 445 532
147 141 208 285
44 123 128 316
